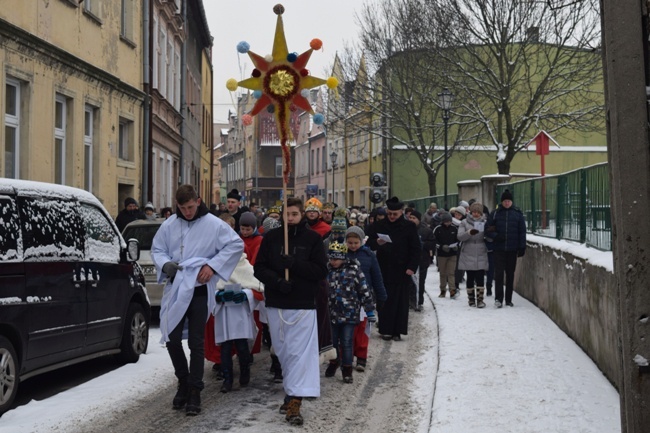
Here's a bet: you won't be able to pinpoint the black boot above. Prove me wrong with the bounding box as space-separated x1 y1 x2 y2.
325 360 339 378
221 369 233 393
172 378 189 410
240 361 251 386
271 355 283 383
342 365 353 383
185 387 201 416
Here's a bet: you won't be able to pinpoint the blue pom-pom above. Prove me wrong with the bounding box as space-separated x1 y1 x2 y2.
237 41 250 54
313 113 324 125
301 89 310 98
287 52 298 62
253 90 262 99
267 105 275 113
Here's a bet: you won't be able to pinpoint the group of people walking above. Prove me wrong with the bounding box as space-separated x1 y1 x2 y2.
148 184 526 425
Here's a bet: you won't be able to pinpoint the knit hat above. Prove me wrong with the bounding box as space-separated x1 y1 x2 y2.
144 202 154 211
330 209 348 239
500 189 514 202
458 200 469 209
239 211 257 228
454 206 467 216
124 197 138 208
376 207 387 216
440 212 452 223
328 241 348 260
469 202 483 214
262 216 281 233
345 226 366 241
410 210 422 221
385 196 404 211
227 189 242 201
305 197 322 213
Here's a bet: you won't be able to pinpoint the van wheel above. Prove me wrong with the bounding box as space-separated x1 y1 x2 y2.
0 336 19 416
117 303 149 364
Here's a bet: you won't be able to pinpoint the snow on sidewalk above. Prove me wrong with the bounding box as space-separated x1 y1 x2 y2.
424 269 621 433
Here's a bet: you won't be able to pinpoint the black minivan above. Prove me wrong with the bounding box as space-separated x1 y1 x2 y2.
0 179 151 415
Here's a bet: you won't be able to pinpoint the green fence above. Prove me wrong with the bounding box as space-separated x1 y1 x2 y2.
496 162 611 251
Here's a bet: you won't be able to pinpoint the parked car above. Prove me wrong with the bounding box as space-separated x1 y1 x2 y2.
0 179 151 416
122 219 165 308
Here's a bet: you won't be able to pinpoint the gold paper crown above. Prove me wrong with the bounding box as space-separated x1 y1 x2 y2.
267 205 282 215
333 208 347 218
328 241 348 254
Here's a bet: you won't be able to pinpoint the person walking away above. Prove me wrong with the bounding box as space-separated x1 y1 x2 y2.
253 197 328 426
152 184 243 415
486 189 527 308
433 212 459 298
345 226 386 372
451 206 466 295
457 202 489 308
365 197 421 341
115 197 145 231
408 210 435 311
325 241 376 384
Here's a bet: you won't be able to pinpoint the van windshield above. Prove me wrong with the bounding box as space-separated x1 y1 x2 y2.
122 225 160 250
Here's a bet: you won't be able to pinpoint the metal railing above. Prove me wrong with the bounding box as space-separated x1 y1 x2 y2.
404 193 460 214
496 162 611 251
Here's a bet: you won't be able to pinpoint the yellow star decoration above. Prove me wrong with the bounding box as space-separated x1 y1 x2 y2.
226 4 338 182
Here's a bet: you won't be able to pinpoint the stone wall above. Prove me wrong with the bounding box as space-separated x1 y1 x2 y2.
514 240 620 389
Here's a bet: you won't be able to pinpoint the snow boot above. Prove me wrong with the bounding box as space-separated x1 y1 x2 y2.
342 365 353 383
325 360 339 378
476 287 486 308
220 369 233 393
285 398 304 425
467 288 476 307
172 378 189 410
185 387 201 416
438 290 446 298
355 358 366 372
486 285 493 297
449 288 456 299
212 363 224 380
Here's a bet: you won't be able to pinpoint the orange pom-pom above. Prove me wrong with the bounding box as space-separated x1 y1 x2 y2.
242 114 253 126
310 39 323 50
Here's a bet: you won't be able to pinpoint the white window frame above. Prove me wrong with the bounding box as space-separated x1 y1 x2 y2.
4 78 20 179
83 0 101 18
174 45 181 110
153 13 159 89
118 118 131 161
84 105 94 192
159 26 167 97
167 38 174 104
275 156 282 178
54 94 67 185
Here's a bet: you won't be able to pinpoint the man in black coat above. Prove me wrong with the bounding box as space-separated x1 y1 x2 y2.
486 189 527 308
115 197 145 232
366 196 421 341
409 210 435 311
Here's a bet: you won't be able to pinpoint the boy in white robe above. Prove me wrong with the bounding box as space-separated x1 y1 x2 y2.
152 185 243 416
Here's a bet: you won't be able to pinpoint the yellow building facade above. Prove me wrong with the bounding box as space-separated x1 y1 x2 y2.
0 0 144 217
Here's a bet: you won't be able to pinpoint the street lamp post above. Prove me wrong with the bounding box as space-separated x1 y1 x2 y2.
438 88 454 211
329 151 338 203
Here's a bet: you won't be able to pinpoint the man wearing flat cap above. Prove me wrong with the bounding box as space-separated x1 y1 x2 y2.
366 196 421 341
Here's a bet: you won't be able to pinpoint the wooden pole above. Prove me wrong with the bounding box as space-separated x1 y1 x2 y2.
282 175 289 280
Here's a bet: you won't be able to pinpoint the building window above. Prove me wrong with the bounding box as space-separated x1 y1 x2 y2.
83 0 101 19
120 0 133 40
4 79 20 179
118 118 133 161
54 94 68 185
316 148 320 174
167 38 174 104
84 105 99 193
158 26 167 97
153 13 159 89
174 48 181 110
275 156 282 178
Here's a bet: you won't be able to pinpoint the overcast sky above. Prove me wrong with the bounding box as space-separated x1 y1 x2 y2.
203 0 370 123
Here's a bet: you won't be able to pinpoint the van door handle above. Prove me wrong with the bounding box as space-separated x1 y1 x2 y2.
87 271 98 288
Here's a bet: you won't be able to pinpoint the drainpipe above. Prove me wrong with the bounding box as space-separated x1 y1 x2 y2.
179 0 187 184
142 0 151 204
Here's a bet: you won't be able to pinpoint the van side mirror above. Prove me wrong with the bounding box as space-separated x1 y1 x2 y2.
126 239 140 262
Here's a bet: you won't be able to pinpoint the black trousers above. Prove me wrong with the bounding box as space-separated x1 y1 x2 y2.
220 338 250 375
166 285 208 390
417 260 430 305
494 251 518 303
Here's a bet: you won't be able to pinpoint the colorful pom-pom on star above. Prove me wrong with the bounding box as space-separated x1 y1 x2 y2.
287 52 298 62
252 69 261 78
301 89 310 98
300 69 309 77
264 54 274 63
327 77 339 89
242 114 253 126
237 41 250 54
253 90 263 99
267 105 275 113
226 78 239 91
310 39 323 50
313 113 324 125
273 4 285 15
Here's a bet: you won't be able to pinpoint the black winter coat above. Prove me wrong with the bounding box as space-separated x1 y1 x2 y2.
487 205 527 252
416 223 436 265
433 223 459 257
254 220 328 310
366 217 421 284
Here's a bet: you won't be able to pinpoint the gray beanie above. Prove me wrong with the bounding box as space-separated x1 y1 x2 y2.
239 211 257 228
262 217 281 233
459 200 469 208
345 226 366 241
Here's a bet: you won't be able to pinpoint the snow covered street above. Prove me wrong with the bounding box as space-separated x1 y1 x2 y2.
0 267 620 432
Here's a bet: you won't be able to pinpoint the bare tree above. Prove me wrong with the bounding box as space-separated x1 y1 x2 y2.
434 0 604 174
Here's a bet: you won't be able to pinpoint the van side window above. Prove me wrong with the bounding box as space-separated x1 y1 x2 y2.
18 197 84 261
79 203 120 262
0 195 21 261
